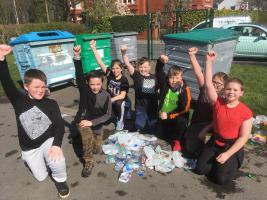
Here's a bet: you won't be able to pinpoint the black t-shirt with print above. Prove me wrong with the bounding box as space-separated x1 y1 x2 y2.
106 68 129 100
131 70 158 116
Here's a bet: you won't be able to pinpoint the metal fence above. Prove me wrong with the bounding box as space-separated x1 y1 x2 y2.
146 9 214 60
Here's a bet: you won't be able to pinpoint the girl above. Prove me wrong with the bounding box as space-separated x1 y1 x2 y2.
90 40 129 131
183 47 228 158
195 51 253 185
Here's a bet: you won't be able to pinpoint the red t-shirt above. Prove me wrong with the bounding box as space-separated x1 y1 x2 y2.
213 97 253 145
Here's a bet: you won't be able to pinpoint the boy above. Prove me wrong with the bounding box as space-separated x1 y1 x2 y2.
121 46 158 133
156 55 191 151
0 44 69 198
73 46 112 177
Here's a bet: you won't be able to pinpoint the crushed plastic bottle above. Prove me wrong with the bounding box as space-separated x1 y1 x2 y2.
105 155 116 164
118 172 132 183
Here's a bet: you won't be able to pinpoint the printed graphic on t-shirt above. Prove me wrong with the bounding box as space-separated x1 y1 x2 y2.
142 78 155 94
19 106 52 140
108 80 121 96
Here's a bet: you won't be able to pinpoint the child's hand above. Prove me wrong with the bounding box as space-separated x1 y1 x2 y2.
160 112 167 120
73 45 81 56
206 51 216 62
120 45 128 54
79 120 92 127
48 146 63 162
159 55 168 64
90 40 96 49
188 47 198 55
216 152 231 164
0 44 12 60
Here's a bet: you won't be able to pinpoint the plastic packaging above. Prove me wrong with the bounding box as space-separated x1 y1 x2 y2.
172 151 187 168
253 115 267 128
102 144 120 155
118 172 132 183
251 130 267 145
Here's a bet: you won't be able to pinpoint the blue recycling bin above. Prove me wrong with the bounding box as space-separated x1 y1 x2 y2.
9 30 76 87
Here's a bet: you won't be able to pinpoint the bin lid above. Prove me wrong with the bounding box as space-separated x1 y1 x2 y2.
9 30 75 45
162 28 239 44
76 33 112 41
110 32 138 37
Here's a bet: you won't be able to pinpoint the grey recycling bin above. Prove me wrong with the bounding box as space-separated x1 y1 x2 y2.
111 32 138 63
162 28 239 100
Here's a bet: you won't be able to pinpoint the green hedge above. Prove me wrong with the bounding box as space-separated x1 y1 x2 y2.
257 10 267 24
111 15 147 32
0 22 87 43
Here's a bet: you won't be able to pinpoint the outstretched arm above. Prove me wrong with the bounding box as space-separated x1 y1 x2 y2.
90 40 107 74
216 117 253 164
188 47 204 87
204 51 218 104
156 54 168 94
121 45 135 76
0 44 20 105
73 45 87 93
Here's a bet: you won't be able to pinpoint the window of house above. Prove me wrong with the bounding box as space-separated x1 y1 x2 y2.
122 0 136 4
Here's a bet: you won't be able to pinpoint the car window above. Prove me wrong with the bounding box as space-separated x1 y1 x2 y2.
194 22 209 30
241 26 252 36
251 27 265 37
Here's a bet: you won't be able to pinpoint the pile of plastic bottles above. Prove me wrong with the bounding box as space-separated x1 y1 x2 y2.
102 131 196 183
251 115 267 145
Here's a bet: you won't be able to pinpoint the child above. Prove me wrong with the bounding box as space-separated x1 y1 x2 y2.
90 40 129 130
195 51 253 185
156 55 191 151
73 45 112 177
0 45 69 198
183 47 228 158
121 46 158 133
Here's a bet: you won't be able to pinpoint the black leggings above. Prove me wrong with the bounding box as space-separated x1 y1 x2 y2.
183 122 209 159
160 116 187 143
195 142 244 185
112 100 125 121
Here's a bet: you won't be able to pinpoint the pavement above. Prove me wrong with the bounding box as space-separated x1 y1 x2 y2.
0 41 267 200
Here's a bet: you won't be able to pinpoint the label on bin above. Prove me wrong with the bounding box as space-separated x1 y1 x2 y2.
49 45 62 53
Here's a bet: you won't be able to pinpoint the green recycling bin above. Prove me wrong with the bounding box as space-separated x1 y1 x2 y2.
75 33 112 74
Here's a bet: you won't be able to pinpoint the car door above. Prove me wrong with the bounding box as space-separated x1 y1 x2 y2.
229 25 267 57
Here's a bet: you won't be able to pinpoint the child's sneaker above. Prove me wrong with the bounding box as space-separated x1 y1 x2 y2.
172 140 182 151
82 161 94 177
116 121 124 131
55 181 70 199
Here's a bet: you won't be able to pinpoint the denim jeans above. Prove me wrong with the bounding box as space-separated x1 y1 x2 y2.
135 106 157 133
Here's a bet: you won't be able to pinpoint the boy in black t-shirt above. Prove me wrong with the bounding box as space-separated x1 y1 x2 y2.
121 46 158 133
90 40 129 130
0 44 69 199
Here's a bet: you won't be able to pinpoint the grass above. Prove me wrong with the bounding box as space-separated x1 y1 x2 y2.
1 54 267 116
0 54 21 96
230 63 267 116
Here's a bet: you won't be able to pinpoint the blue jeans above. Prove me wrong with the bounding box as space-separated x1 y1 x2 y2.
135 106 157 133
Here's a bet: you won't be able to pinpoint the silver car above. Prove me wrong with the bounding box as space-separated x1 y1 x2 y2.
223 23 267 58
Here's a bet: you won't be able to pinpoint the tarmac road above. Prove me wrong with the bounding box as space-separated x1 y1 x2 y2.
0 41 267 200
0 82 267 200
